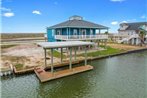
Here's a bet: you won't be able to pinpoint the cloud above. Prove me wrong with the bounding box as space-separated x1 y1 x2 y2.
32 10 41 15
111 21 118 25
110 0 125 2
141 15 146 19
121 21 127 23
0 7 11 11
3 12 14 17
0 6 15 17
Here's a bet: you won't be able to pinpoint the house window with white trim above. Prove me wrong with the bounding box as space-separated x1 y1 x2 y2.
56 30 61 35
73 29 77 35
90 29 93 35
82 29 86 35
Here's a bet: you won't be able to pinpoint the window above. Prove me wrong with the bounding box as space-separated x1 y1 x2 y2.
82 29 86 35
90 29 93 35
57 30 61 35
73 29 77 35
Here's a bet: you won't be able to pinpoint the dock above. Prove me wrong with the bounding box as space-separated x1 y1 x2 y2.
35 41 94 82
34 65 93 82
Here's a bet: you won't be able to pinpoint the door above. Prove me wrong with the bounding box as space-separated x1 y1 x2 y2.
73 29 77 39
82 29 86 38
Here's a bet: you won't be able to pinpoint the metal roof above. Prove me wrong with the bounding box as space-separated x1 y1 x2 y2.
37 41 93 49
48 16 109 29
118 22 147 31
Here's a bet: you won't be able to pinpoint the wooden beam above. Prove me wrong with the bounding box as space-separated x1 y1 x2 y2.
69 47 72 70
74 47 76 60
44 48 47 67
85 46 87 66
51 48 54 73
61 48 63 63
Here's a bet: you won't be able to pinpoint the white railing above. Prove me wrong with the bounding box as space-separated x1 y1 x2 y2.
54 35 108 40
128 34 139 40
117 34 139 43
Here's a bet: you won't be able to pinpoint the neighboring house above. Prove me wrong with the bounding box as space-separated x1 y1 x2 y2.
46 15 109 42
118 22 147 45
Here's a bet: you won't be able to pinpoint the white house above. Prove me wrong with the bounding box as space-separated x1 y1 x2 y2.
117 22 147 45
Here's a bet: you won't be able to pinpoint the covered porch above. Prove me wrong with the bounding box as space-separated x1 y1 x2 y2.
53 27 109 40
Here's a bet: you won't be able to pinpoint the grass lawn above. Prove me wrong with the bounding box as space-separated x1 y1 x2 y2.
48 50 66 58
80 46 125 57
47 46 125 58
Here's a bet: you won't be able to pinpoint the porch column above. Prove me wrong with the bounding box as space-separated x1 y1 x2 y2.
61 28 62 35
51 48 54 73
44 48 47 67
66 28 68 39
69 28 71 39
90 28 91 38
99 29 101 34
69 47 72 70
85 46 87 66
61 48 63 63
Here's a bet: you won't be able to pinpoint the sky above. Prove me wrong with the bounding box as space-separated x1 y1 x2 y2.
1 0 147 33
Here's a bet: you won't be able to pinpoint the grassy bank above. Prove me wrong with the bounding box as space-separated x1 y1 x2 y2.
80 46 125 57
47 46 124 58
1 44 17 49
48 50 66 58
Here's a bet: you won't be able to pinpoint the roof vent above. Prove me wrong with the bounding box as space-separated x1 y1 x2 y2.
69 15 83 20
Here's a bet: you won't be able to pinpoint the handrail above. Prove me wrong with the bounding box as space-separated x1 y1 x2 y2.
54 35 108 40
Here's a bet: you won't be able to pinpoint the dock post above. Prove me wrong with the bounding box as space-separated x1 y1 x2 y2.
69 47 72 70
61 48 63 63
44 48 47 67
74 47 76 60
85 46 87 66
105 40 107 48
51 48 54 73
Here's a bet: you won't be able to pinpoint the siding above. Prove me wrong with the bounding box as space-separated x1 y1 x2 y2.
47 29 55 42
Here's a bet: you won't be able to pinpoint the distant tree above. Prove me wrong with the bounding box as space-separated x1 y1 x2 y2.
139 30 147 46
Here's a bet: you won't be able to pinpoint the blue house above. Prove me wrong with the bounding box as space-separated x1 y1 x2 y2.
47 15 109 42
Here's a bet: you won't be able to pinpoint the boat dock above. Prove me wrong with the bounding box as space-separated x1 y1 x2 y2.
35 41 94 82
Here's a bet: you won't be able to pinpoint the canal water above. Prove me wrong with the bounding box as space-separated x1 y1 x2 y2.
1 51 147 98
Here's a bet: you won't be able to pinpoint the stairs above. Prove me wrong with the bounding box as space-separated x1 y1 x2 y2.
117 34 139 44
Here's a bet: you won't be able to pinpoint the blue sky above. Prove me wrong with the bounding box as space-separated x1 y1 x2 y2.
1 0 147 33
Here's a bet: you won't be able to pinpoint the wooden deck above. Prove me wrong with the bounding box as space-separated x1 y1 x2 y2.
34 65 93 82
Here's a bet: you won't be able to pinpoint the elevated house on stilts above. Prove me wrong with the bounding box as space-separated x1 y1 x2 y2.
46 15 109 48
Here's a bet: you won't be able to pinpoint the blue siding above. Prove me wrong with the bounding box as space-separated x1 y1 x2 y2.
47 29 55 42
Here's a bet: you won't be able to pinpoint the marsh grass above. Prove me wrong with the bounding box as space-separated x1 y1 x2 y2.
1 33 44 39
14 63 24 70
1 45 17 49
